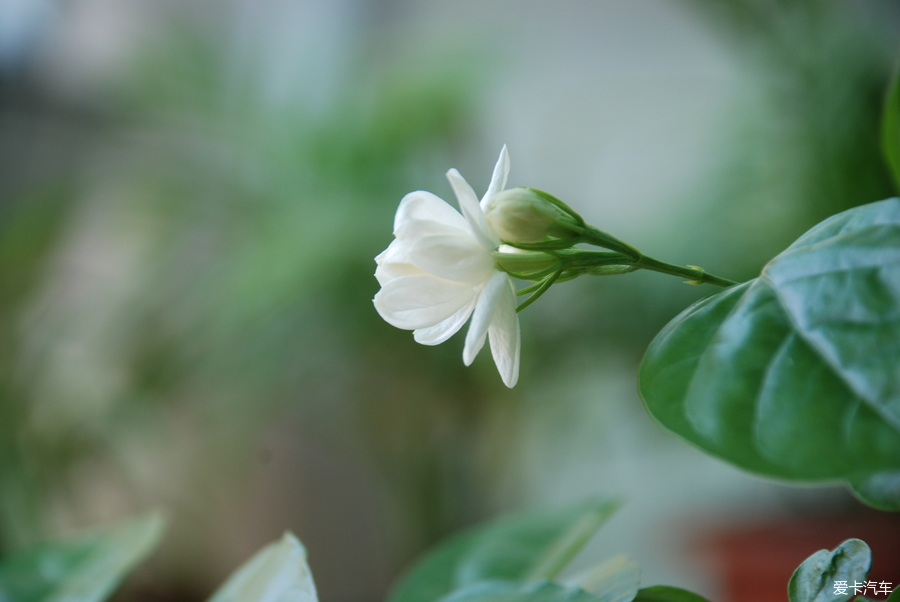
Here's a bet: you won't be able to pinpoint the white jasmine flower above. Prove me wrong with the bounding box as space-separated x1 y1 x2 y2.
373 146 520 387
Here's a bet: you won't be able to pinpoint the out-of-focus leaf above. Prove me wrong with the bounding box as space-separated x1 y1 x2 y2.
631 586 710 602
0 512 165 602
788 539 870 602
639 199 900 509
847 471 900 512
207 532 317 602
436 580 601 602
388 500 621 602
859 587 900 602
0 185 75 313
882 62 900 191
561 555 640 602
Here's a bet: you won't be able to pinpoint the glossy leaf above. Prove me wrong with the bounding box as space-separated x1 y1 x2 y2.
561 555 640 602
0 512 165 602
640 199 900 509
437 580 602 602
631 586 711 602
388 499 621 602
207 532 318 602
788 539 870 602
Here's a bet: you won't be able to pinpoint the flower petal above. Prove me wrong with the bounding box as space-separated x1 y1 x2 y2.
375 239 405 266
446 168 500 250
376 263 422 287
413 297 476 345
488 277 520 387
375 239 423 286
394 190 471 240
481 145 510 210
374 274 476 330
463 270 508 365
407 233 494 285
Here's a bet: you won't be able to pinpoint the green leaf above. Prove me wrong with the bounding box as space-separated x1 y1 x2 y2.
0 512 166 602
882 62 900 191
847 471 900 512
859 588 900 602
561 555 640 602
437 580 602 602
788 539 871 602
639 199 900 509
207 532 318 602
631 586 711 602
388 499 621 602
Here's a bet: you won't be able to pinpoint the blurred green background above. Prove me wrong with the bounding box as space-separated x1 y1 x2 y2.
1 1 899 600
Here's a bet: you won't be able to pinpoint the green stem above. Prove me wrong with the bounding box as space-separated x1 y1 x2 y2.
545 249 737 288
579 226 641 260
501 243 738 289
632 255 737 288
516 268 563 313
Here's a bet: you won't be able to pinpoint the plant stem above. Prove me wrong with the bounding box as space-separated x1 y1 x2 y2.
516 268 563 313
503 245 738 288
632 255 737 288
573 227 736 286
579 225 642 260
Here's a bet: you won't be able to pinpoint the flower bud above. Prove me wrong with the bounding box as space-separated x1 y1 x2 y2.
493 246 559 274
485 187 577 243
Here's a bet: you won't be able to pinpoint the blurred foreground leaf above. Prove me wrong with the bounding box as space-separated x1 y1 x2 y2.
561 555 640 602
207 532 317 602
882 62 900 191
788 539 870 602
632 586 711 602
640 199 900 509
388 500 621 602
437 581 602 602
0 512 165 602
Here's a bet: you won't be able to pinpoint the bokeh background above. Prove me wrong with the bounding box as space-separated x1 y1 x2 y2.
2 1 900 600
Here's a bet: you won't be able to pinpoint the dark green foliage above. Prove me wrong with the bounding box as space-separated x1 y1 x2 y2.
640 200 900 509
389 500 620 602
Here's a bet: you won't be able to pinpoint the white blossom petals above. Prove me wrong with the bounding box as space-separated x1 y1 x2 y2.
375 240 423 286
375 146 523 386
394 191 471 240
413 298 477 345
463 270 507 365
407 233 494 285
482 145 510 210
375 239 405 266
375 262 422 287
374 274 476 330
488 277 520 387
446 168 500 250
